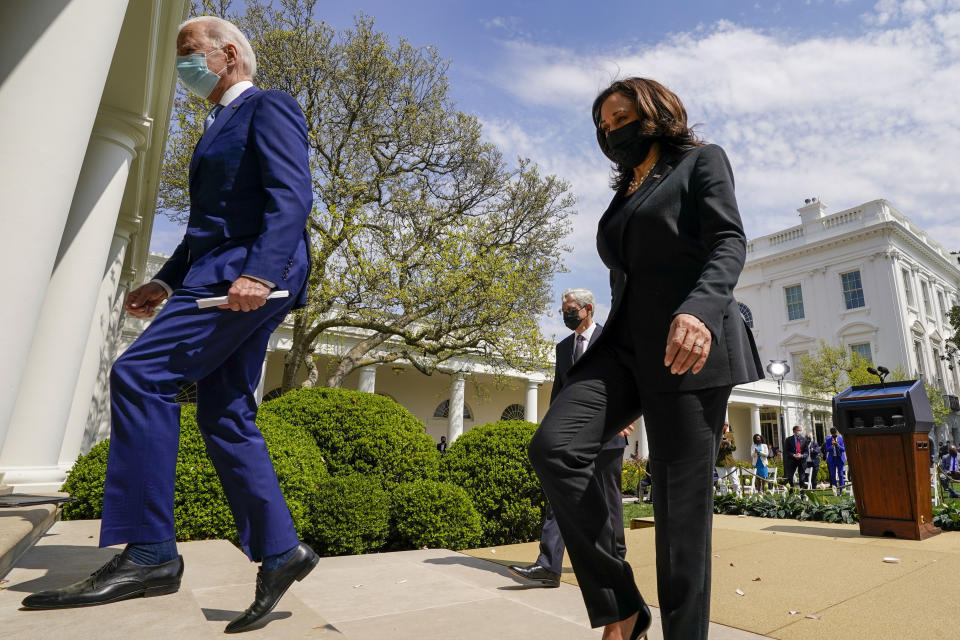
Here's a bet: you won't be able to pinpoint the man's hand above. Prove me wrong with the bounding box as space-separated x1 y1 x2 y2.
124 282 169 318
664 313 711 375
618 423 635 438
793 453 802 460
219 276 270 312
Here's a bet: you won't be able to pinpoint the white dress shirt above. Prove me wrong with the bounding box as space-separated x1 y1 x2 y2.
151 81 276 298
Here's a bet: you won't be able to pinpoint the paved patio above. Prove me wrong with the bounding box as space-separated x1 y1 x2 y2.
0 517 767 639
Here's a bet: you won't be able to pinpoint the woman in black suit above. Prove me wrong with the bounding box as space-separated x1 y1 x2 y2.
528 77 762 640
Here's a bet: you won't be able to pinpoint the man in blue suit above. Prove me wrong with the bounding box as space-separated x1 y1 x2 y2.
824 427 847 494
23 17 317 633
508 289 631 587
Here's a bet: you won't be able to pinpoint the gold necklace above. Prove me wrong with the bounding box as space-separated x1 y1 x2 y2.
627 163 655 194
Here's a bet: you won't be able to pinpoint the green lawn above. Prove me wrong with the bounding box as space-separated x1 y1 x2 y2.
622 500 654 527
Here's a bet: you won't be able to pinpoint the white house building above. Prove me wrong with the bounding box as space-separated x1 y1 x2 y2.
734 198 960 444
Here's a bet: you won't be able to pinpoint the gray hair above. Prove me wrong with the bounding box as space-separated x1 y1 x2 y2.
562 288 595 310
179 16 257 77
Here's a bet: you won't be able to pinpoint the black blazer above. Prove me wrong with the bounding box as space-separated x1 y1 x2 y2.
583 143 763 392
783 435 809 459
551 324 627 449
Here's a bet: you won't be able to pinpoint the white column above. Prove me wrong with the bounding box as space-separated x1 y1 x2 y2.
751 405 762 438
58 223 136 467
636 415 649 459
448 373 466 443
358 365 378 394
254 353 271 405
0 0 130 461
524 379 539 422
0 111 146 489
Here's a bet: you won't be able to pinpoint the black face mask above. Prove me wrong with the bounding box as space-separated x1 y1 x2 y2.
605 120 655 168
562 308 583 330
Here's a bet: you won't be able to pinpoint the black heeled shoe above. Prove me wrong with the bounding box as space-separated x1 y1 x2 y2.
630 600 653 640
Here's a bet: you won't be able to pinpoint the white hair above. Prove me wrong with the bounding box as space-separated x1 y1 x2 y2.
562 288 595 310
179 16 257 77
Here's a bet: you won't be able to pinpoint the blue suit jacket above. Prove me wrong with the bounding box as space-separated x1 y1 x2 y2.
156 86 312 308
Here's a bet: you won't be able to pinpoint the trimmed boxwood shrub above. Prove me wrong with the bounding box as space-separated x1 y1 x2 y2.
259 387 440 484
304 474 390 556
61 440 109 521
622 459 647 496
389 479 483 551
440 420 546 546
60 404 328 547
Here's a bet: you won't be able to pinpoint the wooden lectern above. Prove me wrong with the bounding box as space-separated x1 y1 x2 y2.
833 380 940 540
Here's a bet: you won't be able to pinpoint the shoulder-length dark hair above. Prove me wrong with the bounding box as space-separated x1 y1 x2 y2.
591 77 703 192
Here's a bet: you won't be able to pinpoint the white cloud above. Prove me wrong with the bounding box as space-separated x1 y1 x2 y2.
481 8 960 264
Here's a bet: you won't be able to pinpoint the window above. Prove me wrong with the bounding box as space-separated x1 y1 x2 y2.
933 347 946 390
914 340 926 378
902 269 915 306
937 291 946 319
921 281 933 316
501 404 526 421
759 410 779 449
850 342 873 364
434 399 472 420
784 285 804 321
840 271 865 309
738 302 754 329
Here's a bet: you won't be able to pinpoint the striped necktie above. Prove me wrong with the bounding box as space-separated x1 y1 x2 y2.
573 334 585 363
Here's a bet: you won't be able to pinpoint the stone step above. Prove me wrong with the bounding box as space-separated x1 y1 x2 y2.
0 519 344 639
0 503 58 579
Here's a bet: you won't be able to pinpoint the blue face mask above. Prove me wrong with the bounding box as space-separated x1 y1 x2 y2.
175 47 224 98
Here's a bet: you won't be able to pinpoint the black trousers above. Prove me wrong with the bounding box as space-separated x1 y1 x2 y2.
536 446 626 574
529 339 730 640
784 457 805 488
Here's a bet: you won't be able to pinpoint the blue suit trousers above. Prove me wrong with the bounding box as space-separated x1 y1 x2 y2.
99 256 306 561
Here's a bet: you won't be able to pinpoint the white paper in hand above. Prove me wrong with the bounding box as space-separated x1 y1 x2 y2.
196 290 289 309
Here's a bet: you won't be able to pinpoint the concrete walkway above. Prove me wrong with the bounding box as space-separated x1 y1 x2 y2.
0 519 768 639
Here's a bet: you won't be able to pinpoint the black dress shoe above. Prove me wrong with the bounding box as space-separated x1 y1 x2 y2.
20 550 183 609
630 599 653 640
506 564 560 588
225 542 318 634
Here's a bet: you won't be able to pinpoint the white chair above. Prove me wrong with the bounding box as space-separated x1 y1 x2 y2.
766 466 780 494
740 470 756 495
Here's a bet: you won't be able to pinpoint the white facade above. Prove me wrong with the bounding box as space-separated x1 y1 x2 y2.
735 198 960 443
0 1 190 492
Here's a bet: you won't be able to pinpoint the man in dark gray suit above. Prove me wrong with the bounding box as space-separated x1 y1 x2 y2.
508 288 630 587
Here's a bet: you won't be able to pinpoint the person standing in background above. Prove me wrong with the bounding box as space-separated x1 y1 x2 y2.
825 427 847 494
715 423 739 496
805 431 821 490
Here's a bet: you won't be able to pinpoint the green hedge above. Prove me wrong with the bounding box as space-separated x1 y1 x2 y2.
61 404 328 547
305 474 390 556
389 479 483 551
440 420 546 546
259 387 440 484
622 459 647 496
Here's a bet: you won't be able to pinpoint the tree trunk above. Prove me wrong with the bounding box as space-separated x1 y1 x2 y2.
325 331 392 388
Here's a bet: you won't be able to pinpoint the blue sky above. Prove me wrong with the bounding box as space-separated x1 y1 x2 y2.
152 0 960 340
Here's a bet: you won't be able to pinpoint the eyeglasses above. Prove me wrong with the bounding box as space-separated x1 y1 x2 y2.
559 305 584 313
